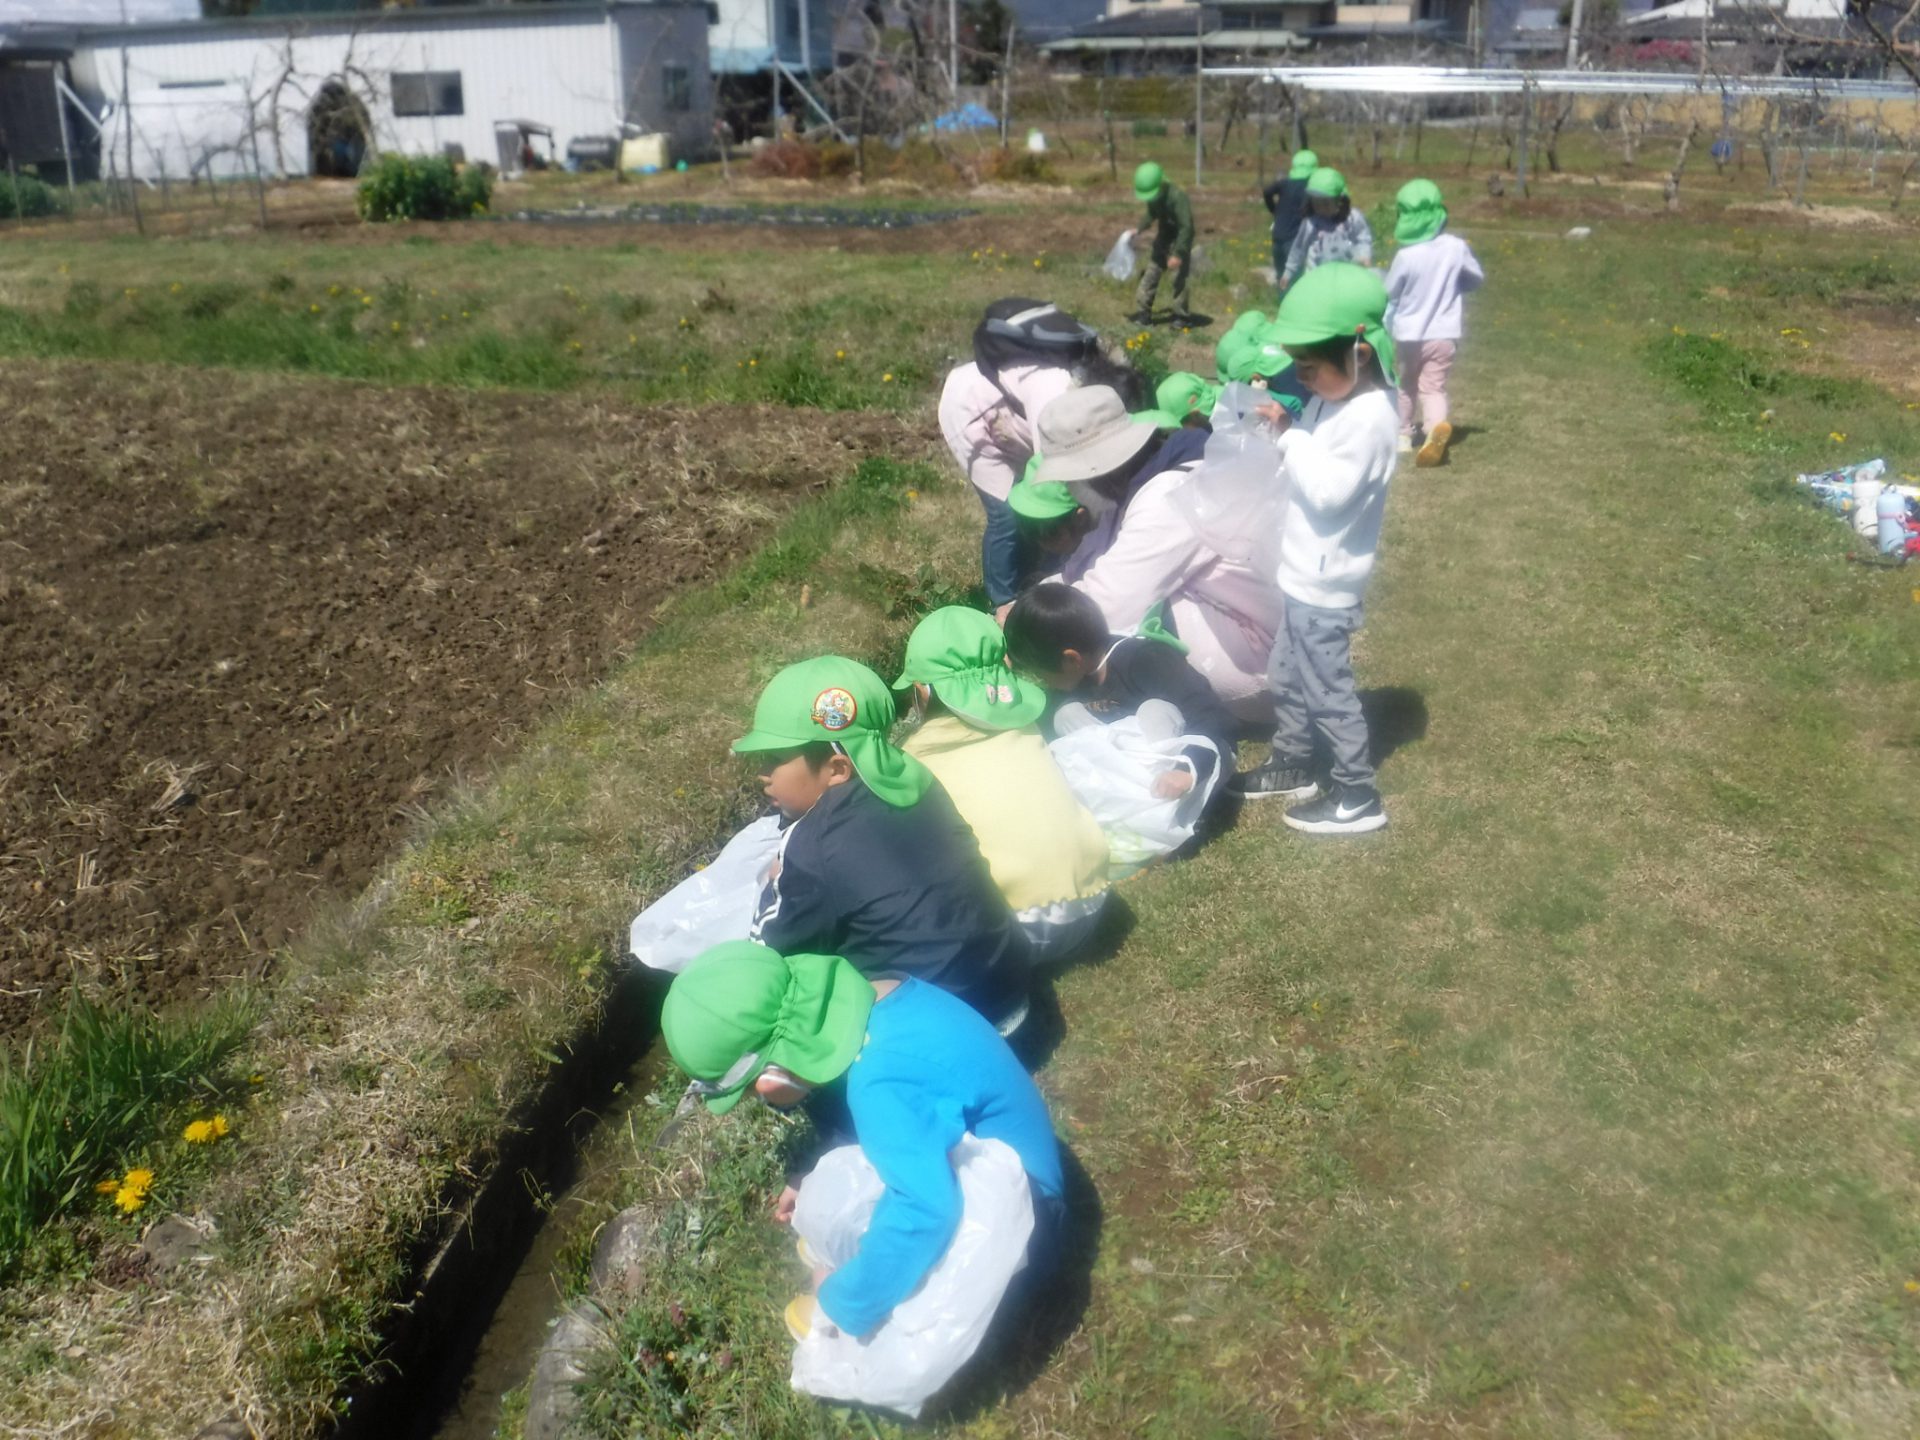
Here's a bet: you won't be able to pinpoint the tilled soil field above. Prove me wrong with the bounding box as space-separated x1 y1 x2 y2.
0 360 916 1033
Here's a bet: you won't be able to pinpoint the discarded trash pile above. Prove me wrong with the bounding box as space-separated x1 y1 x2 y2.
507 203 978 230
1795 458 1920 560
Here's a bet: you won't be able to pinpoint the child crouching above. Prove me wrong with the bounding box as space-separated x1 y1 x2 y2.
895 607 1111 962
662 940 1065 1355
1003 582 1239 810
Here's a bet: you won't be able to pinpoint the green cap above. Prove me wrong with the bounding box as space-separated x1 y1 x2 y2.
1270 262 1398 389
1134 407 1184 431
1289 149 1320 179
1009 478 1082 522
1156 371 1220 420
1394 178 1447 245
662 941 874 1114
1133 161 1165 202
1227 329 1296 386
894 606 1046 730
1228 308 1267 340
733 656 933 808
1305 167 1348 199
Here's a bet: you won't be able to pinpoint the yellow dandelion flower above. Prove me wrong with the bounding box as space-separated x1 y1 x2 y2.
169 282 182 294
1830 431 1847 443
1907 1280 1920 1294
569 340 583 352
310 304 321 314
328 284 342 296
1780 327 1800 336
96 1178 120 1194
461 310 471 319
210 1115 229 1138
440 313 450 322
1671 325 1687 336
882 372 894 383
123 1167 155 1194
390 321 402 333
835 349 846 360
628 334 637 345
249 1073 264 1085
905 489 919 501
361 296 372 306
124 287 138 299
1032 258 1043 269
114 1186 146 1214
748 357 757 367
183 1119 215 1144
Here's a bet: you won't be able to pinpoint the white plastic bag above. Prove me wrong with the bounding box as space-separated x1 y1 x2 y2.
1103 229 1137 283
627 815 784 974
1048 715 1222 871
789 1137 1034 1418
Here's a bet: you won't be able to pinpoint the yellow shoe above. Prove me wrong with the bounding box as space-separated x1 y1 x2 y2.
795 1236 824 1268
784 1293 817 1341
1415 420 1453 468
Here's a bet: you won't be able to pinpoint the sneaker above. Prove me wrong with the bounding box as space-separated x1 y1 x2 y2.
1127 309 1154 325
1398 434 1416 455
1283 783 1387 835
1415 420 1453 468
1231 757 1321 802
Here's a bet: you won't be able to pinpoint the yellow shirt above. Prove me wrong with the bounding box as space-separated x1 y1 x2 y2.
903 716 1109 913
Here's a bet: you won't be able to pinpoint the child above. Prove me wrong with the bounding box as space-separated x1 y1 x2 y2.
735 656 1032 1031
1233 263 1399 836
1129 162 1195 327
1003 582 1238 805
1155 370 1220 429
661 940 1064 1343
1261 148 1318 288
895 607 1110 960
1384 179 1482 468
1280 169 1373 292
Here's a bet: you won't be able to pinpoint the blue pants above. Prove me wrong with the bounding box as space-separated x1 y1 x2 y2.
979 486 1024 608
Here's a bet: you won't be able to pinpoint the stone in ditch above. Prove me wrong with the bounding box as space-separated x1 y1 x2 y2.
524 1299 610 1440
142 1216 212 1274
588 1204 658 1297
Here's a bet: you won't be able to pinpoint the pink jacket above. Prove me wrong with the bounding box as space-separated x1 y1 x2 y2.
937 361 1077 502
1073 468 1285 716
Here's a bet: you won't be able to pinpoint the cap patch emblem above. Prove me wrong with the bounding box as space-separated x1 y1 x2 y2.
811 687 857 732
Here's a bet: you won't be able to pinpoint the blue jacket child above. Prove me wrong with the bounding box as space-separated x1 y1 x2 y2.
661 940 1064 1340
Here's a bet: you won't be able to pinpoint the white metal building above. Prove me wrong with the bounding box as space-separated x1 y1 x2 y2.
708 0 835 75
57 0 713 183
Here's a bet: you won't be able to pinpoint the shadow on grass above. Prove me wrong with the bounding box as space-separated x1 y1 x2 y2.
921 1144 1104 1427
1010 894 1136 1074
1361 684 1430 770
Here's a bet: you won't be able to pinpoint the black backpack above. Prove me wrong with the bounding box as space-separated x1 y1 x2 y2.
972 299 1099 418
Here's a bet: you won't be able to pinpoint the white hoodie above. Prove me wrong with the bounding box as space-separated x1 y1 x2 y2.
1273 388 1399 610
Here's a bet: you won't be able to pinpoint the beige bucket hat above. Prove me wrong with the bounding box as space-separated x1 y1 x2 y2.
1032 386 1160 484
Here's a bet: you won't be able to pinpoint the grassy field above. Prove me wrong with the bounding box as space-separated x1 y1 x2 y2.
2 149 1918 1436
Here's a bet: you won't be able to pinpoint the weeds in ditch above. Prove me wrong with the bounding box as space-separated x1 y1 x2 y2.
0 991 256 1277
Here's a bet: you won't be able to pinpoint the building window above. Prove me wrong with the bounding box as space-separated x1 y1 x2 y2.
663 63 692 114
391 71 464 119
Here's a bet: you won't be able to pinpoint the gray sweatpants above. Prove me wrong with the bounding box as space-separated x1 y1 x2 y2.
1267 599 1373 789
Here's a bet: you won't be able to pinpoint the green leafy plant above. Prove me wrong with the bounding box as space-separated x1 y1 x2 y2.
356 154 493 223
0 174 62 221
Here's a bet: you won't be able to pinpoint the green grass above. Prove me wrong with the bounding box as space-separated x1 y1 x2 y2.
0 992 256 1278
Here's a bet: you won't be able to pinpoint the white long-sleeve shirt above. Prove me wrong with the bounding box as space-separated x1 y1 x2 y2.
936 361 1077 502
1273 389 1399 610
1384 233 1483 343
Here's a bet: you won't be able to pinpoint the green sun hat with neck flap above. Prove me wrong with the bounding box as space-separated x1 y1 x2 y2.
1305 167 1348 199
733 656 932 807
1270 261 1398 389
1288 148 1320 179
1156 371 1220 420
1009 477 1081 522
1394 178 1447 245
1226 331 1296 387
662 941 874 1115
894 606 1046 730
1133 161 1165 203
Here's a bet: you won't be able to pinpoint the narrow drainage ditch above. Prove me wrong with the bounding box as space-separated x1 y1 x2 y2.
331 961 669 1440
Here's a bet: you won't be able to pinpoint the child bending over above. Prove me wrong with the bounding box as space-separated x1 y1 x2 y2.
1003 582 1238 806
662 940 1064 1343
734 656 1032 1032
896 607 1111 961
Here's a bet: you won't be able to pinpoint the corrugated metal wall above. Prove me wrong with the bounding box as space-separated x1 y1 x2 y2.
70 7 714 181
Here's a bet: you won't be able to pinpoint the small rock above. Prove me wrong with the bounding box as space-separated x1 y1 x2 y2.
588 1204 660 1297
1566 226 1593 240
141 1216 212 1274
524 1299 611 1440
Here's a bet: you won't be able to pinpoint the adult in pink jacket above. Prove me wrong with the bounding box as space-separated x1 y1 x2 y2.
1038 390 1285 725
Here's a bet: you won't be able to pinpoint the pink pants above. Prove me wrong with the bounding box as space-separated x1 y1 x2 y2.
1397 339 1457 437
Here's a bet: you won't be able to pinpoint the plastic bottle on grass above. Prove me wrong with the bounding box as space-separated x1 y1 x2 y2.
1878 488 1910 556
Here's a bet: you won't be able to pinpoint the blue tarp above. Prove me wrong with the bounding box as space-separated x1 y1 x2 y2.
933 103 998 132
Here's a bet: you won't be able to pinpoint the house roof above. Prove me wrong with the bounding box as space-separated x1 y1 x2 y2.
21 0 699 48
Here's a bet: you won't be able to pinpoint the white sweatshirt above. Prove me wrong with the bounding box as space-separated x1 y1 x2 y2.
1273 388 1399 610
1384 233 1484 343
